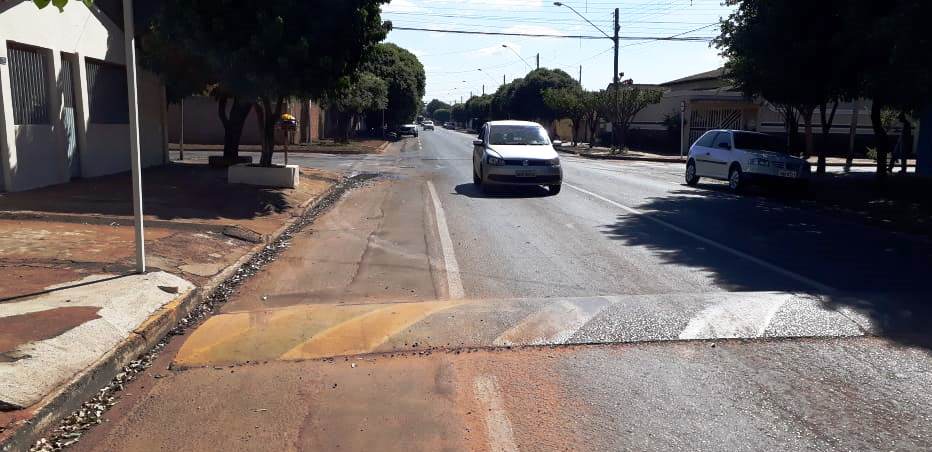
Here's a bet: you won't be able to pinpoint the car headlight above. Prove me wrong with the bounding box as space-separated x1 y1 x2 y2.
487 156 505 166
750 158 770 167
548 158 561 167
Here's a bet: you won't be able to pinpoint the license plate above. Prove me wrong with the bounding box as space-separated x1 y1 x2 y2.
778 170 797 178
515 170 536 177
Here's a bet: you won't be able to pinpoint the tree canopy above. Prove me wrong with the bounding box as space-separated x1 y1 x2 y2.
717 0 932 176
141 0 390 165
425 99 452 118
507 68 581 121
432 108 452 123
361 43 426 126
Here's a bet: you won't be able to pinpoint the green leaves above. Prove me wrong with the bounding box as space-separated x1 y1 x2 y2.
32 0 93 12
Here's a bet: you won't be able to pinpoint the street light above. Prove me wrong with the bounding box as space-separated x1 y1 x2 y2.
554 1 620 85
501 44 532 71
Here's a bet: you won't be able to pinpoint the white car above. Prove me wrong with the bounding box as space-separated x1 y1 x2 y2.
686 129 810 192
423 121 435 131
472 121 563 195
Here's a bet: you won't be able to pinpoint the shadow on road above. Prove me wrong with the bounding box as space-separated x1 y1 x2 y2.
599 187 932 350
453 183 552 199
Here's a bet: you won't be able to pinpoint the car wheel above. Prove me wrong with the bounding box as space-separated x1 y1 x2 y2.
685 160 700 186
473 167 481 186
548 184 562 195
728 165 744 192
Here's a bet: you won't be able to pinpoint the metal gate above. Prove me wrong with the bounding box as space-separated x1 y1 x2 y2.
62 55 81 178
689 108 743 145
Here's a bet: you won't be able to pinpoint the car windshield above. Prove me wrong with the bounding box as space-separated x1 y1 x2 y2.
733 132 787 154
489 125 550 145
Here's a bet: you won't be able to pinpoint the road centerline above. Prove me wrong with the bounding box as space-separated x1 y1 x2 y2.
563 182 837 294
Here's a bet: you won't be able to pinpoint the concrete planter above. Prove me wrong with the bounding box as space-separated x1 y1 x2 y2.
228 164 299 188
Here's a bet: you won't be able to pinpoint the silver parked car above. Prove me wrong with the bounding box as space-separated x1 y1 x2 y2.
472 121 563 195
686 129 810 192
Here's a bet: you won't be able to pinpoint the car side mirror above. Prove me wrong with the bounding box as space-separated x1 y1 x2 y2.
552 140 563 147
473 140 484 146
717 143 732 150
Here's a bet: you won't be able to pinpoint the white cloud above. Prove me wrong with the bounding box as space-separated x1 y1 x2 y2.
469 42 522 58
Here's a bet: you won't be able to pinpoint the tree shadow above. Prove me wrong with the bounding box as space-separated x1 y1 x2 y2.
0 163 292 222
453 183 552 199
599 187 932 349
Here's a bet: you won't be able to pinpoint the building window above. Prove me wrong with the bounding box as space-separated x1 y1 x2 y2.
85 59 129 124
7 44 50 125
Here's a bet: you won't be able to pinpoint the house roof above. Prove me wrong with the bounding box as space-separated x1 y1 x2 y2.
660 67 725 87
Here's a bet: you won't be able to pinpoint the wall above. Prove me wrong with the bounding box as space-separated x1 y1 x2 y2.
167 96 320 146
0 0 166 192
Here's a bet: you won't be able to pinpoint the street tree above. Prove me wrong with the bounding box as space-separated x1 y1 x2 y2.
581 90 605 148
362 43 426 126
599 84 663 151
425 99 452 118
465 95 493 130
452 104 468 125
843 0 932 177
717 0 862 174
321 72 388 143
433 108 452 123
508 68 581 122
542 87 586 146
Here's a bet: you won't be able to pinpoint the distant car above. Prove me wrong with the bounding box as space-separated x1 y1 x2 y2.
423 121 435 131
472 120 562 195
686 129 810 192
398 124 419 137
443 122 456 130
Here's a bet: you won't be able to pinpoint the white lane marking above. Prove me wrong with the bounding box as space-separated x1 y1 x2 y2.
564 183 837 294
493 299 601 347
427 181 466 299
473 375 519 452
679 293 787 340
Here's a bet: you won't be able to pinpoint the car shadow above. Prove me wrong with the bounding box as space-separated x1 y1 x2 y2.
453 183 552 199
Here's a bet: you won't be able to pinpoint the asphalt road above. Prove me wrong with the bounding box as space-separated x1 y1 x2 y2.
71 130 932 451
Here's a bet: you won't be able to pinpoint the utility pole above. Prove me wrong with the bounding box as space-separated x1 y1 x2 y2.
536 53 540 69
482 85 485 95
613 7 620 86
503 74 506 86
123 0 146 273
579 65 582 85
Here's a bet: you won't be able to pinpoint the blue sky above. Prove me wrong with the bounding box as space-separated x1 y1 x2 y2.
381 0 735 105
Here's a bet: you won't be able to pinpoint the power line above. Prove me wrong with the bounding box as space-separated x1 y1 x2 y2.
391 26 713 41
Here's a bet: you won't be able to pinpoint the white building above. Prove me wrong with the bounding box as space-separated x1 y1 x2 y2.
0 0 167 192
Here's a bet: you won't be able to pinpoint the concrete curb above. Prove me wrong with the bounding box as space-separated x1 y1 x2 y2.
557 148 684 164
557 149 914 168
0 178 344 452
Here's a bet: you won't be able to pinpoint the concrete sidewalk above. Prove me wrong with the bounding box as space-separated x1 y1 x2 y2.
0 162 342 448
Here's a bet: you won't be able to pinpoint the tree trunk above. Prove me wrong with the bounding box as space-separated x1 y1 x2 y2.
898 112 913 174
778 104 800 155
818 101 838 175
222 98 252 160
258 96 285 167
616 123 628 150
870 102 889 179
800 107 815 160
